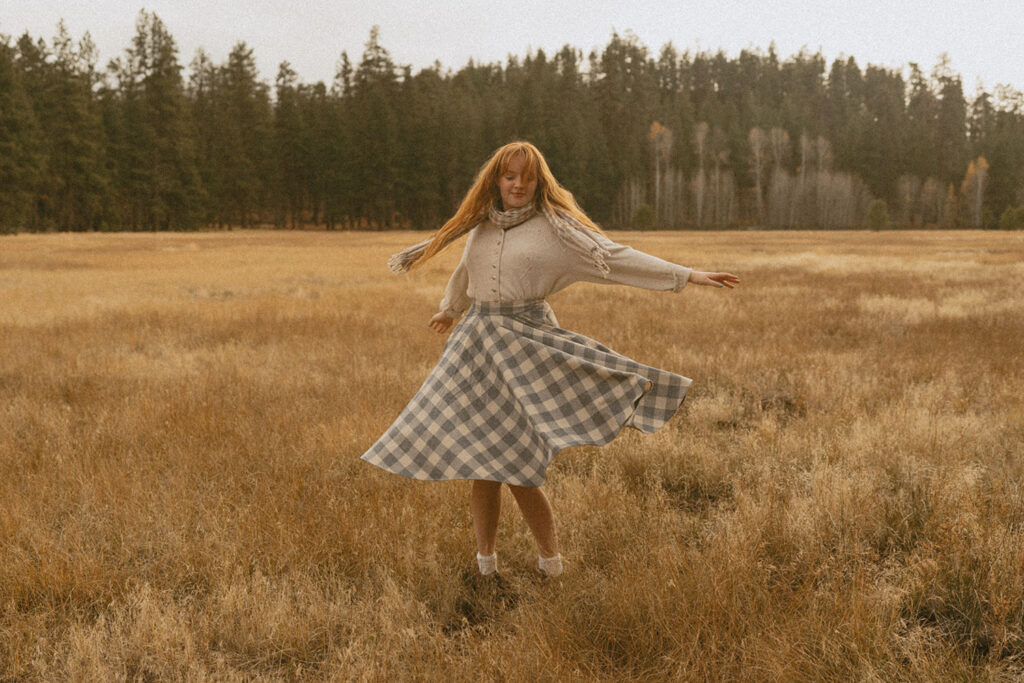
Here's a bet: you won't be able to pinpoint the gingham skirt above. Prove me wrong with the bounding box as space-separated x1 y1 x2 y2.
360 299 691 487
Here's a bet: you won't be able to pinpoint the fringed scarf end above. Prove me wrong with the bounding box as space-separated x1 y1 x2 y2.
387 236 434 274
387 253 412 275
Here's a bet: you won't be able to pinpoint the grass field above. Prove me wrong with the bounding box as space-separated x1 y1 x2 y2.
2 229 1023 680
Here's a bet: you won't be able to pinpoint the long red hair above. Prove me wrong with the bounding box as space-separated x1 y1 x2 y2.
407 141 602 268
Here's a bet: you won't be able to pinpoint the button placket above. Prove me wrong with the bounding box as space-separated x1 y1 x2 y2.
491 230 503 296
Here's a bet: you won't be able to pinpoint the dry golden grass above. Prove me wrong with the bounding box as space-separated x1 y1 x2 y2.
1 229 1023 680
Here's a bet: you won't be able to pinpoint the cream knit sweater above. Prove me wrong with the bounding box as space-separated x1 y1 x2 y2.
440 215 692 318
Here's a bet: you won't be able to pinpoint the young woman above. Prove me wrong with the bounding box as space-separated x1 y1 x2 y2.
362 141 738 578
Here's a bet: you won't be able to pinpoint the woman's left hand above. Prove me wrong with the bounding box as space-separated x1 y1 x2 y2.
688 271 740 289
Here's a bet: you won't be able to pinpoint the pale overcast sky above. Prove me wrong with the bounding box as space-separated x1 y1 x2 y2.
2 1 1022 95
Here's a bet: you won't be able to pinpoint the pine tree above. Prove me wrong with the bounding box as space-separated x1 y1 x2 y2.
594 32 655 224
349 27 401 228
273 61 308 228
857 66 907 201
934 55 968 185
187 48 220 226
906 63 940 181
108 10 202 229
0 39 45 232
48 24 108 231
218 42 273 227
14 33 55 230
301 81 332 227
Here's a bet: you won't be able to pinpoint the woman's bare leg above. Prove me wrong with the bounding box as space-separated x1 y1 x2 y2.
470 480 502 556
508 484 559 558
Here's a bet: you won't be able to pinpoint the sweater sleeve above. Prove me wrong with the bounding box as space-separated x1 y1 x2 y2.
439 242 472 318
571 231 692 293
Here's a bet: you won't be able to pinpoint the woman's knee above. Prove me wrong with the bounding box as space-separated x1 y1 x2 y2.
508 483 547 503
507 483 527 496
472 479 502 496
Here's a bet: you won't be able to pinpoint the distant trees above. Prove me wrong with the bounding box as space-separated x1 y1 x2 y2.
999 204 1024 230
867 199 890 230
9 24 107 232
105 11 202 230
2 16 1024 232
0 39 44 233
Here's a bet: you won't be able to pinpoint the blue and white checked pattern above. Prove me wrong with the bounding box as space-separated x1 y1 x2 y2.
361 299 691 487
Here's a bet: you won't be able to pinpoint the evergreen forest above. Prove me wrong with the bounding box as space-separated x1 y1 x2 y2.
2 11 1024 233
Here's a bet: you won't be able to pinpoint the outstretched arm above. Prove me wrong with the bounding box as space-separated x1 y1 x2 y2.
573 231 739 293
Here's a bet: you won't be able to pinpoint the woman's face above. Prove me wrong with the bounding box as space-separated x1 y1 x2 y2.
497 154 538 210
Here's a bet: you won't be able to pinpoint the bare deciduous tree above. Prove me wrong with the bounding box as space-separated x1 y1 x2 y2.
748 127 768 224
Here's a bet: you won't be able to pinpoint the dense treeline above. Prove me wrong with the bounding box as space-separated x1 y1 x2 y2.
2 11 1024 233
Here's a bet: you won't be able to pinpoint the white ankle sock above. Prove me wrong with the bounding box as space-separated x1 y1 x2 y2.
476 552 498 576
538 553 563 577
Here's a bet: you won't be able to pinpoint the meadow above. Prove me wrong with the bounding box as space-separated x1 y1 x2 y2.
1 228 1022 681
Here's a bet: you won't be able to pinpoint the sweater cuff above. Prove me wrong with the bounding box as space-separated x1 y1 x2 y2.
672 267 692 293
441 302 469 319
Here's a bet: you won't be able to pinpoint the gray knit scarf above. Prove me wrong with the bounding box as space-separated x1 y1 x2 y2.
387 203 611 276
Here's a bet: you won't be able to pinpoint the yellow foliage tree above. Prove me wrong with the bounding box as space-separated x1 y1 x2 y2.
959 156 990 228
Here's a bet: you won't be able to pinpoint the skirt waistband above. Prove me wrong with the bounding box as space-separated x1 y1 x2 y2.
467 298 548 317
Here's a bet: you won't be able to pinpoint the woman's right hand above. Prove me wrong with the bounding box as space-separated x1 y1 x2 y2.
428 311 455 334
